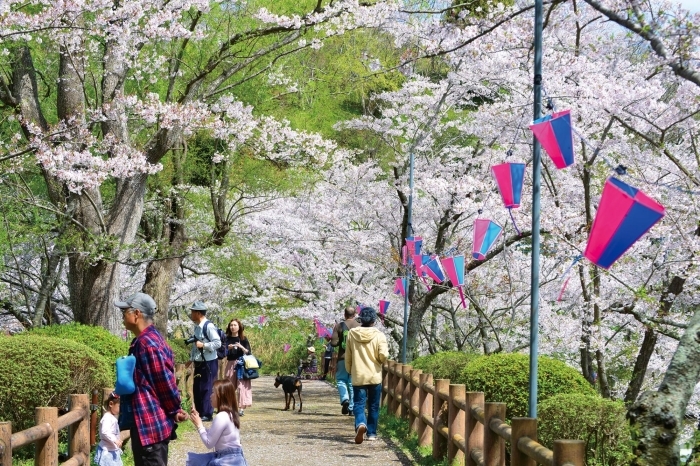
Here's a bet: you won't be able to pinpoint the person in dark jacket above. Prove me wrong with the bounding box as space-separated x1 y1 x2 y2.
224 318 252 416
330 305 360 415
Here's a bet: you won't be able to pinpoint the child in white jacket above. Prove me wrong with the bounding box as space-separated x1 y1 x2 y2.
94 392 123 466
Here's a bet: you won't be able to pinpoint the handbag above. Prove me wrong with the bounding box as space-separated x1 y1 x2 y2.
242 367 259 380
115 355 136 395
243 354 259 369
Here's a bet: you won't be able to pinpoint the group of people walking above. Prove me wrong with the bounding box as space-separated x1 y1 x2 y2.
97 291 387 466
329 305 389 444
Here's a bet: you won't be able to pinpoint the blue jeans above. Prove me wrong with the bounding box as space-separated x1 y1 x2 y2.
353 383 382 436
336 360 353 410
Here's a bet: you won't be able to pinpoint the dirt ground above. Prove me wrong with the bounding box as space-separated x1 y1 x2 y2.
169 375 414 465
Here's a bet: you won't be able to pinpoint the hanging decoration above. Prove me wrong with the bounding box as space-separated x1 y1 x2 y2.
472 218 503 260
583 177 665 269
414 254 432 289
378 300 390 324
423 255 446 283
394 277 407 296
529 109 575 169
441 255 467 308
491 162 526 235
283 343 291 353
405 236 423 259
258 315 266 325
314 318 333 338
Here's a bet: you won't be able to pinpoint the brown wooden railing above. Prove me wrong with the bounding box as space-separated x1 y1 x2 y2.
382 360 585 466
0 364 190 466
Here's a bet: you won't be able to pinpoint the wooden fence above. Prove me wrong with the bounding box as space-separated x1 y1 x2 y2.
382 360 585 466
0 363 191 466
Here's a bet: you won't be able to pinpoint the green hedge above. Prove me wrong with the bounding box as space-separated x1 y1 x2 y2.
538 394 634 466
458 353 596 420
411 351 476 382
0 334 112 433
27 323 129 377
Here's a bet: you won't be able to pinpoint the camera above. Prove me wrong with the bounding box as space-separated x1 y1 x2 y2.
184 335 200 345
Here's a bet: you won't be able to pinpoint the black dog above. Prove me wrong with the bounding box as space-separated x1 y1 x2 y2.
274 373 303 412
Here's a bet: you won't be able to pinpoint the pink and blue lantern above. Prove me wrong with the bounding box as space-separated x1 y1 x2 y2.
583 177 665 269
472 219 503 260
529 110 575 169
441 255 467 308
378 300 390 323
406 236 423 258
314 318 332 338
394 277 407 296
423 256 446 283
491 162 525 208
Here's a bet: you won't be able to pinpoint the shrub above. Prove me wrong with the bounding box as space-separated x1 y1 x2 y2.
458 353 596 420
245 319 315 375
0 334 112 433
27 323 129 377
169 338 193 365
538 394 634 466
411 351 476 382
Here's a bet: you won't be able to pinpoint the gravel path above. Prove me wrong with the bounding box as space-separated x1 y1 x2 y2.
169 375 413 465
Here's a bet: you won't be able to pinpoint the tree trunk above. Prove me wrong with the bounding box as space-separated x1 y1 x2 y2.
143 256 183 336
628 306 700 465
624 327 658 405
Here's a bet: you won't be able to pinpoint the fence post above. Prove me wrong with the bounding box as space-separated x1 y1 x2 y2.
401 365 412 420
417 372 433 447
69 394 90 464
511 418 537 466
393 363 404 417
0 421 11 466
483 402 506 466
35 406 58 466
432 379 449 461
382 362 389 406
409 369 421 432
448 384 466 465
387 361 397 411
91 389 99 447
465 392 484 466
553 440 585 466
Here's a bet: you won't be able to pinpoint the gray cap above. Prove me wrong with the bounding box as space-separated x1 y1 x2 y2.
359 307 377 325
115 293 156 316
190 300 208 314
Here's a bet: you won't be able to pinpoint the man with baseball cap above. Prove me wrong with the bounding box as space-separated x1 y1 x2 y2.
115 292 187 466
187 300 221 422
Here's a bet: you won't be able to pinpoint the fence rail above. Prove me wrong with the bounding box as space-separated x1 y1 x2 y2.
0 363 190 466
382 360 585 466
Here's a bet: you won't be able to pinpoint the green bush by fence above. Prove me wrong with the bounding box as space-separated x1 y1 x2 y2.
27 323 129 377
459 353 596 420
0 334 112 434
538 393 634 466
411 350 476 381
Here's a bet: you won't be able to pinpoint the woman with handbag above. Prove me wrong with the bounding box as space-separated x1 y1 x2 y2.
224 319 252 416
188 379 247 466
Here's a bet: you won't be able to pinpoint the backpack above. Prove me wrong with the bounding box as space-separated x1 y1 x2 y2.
204 321 227 360
339 322 350 351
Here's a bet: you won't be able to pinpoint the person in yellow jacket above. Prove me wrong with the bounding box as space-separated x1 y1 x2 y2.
345 306 389 444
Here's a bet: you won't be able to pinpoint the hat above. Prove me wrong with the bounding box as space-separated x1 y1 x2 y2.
114 293 156 316
359 307 377 325
189 301 208 314
307 346 316 353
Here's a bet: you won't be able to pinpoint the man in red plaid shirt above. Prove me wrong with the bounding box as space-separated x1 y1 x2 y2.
115 293 188 466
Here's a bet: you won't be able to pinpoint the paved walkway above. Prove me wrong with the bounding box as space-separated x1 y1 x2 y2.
169 375 413 465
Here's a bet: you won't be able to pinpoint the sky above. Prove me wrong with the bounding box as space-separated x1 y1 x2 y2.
677 0 699 13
